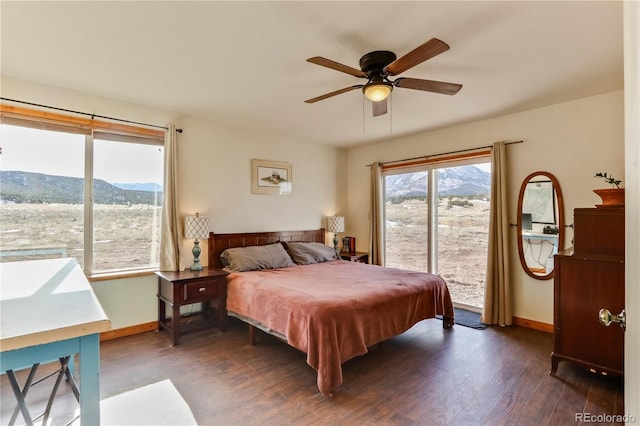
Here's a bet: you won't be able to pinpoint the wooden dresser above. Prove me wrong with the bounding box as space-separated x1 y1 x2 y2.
551 207 625 377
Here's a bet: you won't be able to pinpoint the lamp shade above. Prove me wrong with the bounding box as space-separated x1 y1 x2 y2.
185 213 209 240
327 216 345 233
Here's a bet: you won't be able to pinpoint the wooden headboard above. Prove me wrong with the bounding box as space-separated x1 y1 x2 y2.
208 229 326 269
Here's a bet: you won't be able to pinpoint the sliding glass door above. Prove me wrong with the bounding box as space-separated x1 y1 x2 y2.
384 169 429 271
384 159 491 309
435 163 490 309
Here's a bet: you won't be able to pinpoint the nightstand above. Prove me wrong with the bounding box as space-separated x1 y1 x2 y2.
340 251 369 264
155 267 229 346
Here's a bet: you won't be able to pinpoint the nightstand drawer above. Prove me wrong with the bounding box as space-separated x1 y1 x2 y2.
156 267 229 345
340 252 369 264
185 279 220 301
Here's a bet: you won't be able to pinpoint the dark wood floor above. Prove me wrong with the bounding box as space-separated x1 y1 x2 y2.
1 317 624 425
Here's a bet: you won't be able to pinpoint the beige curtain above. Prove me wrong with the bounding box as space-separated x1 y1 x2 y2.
159 124 183 271
369 162 384 265
481 141 513 326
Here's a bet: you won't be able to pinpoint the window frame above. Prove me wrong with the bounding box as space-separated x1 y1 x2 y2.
0 105 165 278
382 151 491 276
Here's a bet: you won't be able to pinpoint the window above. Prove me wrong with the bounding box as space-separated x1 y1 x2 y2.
1 126 86 265
91 135 163 272
0 109 164 275
384 156 491 309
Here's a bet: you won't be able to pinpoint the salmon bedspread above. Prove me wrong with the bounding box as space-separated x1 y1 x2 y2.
225 260 455 395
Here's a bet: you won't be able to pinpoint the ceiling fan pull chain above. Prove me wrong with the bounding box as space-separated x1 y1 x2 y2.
362 95 366 134
389 94 393 135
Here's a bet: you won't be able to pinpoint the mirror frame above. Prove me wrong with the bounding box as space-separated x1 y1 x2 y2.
517 171 565 280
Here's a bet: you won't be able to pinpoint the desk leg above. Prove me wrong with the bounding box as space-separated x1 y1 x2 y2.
41 357 73 426
7 367 37 426
78 334 100 426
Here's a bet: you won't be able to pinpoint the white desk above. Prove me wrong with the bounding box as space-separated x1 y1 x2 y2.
522 231 559 246
0 258 111 425
522 231 559 273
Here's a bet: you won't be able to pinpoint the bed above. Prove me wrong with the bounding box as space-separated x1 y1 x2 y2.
208 229 454 395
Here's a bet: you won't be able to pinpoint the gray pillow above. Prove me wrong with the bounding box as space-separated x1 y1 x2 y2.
283 242 339 265
220 243 295 272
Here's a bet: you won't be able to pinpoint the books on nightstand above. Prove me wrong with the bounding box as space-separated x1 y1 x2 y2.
341 236 355 255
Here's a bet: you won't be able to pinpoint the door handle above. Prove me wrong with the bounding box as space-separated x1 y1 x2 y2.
599 308 626 331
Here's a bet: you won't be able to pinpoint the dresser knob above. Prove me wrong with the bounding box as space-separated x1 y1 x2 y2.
199 287 206 292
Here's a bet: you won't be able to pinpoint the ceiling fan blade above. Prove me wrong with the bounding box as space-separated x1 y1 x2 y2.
304 85 363 103
372 99 387 117
384 38 450 76
395 77 462 95
307 57 367 78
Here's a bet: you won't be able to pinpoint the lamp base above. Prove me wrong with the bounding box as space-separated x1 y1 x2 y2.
333 234 339 250
190 240 204 271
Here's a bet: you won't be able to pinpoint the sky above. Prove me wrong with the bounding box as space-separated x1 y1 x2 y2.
476 163 491 172
1 124 163 185
1 122 489 183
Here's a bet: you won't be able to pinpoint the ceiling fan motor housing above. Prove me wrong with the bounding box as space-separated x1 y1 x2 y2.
359 50 397 75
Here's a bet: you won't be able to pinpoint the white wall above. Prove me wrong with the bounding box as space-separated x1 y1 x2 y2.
346 91 624 324
176 114 347 264
91 276 157 330
1 75 346 330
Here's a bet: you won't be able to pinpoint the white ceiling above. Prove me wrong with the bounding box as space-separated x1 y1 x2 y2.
0 1 623 148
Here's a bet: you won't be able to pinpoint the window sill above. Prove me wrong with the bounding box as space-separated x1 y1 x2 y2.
88 268 157 283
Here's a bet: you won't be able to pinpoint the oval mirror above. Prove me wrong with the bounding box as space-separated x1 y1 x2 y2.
517 171 565 280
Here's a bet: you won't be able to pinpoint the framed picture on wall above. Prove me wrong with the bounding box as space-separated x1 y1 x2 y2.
252 159 292 195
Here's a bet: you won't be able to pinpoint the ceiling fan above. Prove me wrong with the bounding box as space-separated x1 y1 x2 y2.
304 38 462 116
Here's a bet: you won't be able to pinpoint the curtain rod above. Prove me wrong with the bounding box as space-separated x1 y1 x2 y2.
0 97 182 133
366 140 523 167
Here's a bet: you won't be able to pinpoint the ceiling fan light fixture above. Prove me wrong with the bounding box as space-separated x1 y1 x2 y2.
363 83 392 102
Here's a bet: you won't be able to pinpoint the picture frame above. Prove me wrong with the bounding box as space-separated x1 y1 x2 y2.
251 159 292 195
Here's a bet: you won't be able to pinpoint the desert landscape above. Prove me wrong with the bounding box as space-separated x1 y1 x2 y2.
0 203 161 272
385 196 489 308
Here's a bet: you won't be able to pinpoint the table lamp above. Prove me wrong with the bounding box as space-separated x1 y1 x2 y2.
327 216 345 250
185 213 209 271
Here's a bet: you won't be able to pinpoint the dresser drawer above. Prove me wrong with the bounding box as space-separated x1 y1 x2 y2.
184 279 220 302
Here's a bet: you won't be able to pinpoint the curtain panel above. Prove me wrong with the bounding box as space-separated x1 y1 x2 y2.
481 141 513 326
369 162 384 266
159 124 183 271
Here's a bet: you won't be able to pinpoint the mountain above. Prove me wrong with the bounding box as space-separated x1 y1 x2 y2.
1 166 486 205
112 182 163 192
0 171 163 205
385 165 490 198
